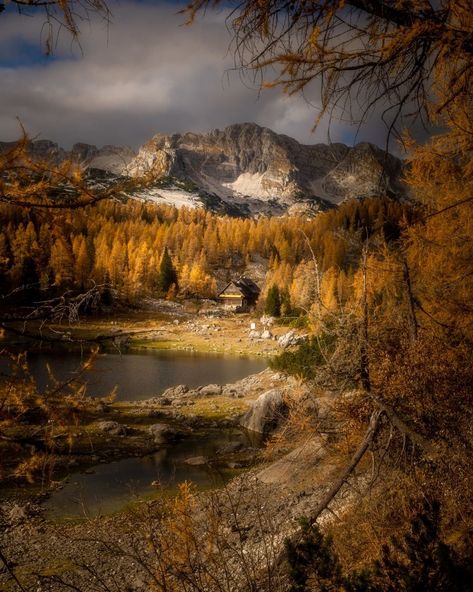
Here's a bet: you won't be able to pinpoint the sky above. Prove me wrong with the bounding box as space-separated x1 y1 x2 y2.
0 0 398 150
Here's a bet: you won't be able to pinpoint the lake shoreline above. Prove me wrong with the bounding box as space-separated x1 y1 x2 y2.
0 368 288 509
1 302 290 357
0 310 317 590
0 366 343 592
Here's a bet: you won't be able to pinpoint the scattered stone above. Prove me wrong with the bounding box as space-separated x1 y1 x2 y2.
260 315 275 326
277 329 308 348
95 421 127 436
8 504 28 525
222 386 238 397
260 329 273 340
139 397 162 407
198 384 222 397
95 401 110 413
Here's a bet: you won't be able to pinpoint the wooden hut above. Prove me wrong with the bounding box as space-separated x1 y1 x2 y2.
217 277 261 310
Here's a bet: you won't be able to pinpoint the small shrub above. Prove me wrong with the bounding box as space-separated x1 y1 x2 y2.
289 315 309 329
270 334 335 380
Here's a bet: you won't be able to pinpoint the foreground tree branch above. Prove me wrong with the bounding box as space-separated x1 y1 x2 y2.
0 0 111 54
186 1 473 143
309 408 383 524
0 131 156 210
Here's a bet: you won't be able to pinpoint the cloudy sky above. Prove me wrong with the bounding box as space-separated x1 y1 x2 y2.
1 0 395 150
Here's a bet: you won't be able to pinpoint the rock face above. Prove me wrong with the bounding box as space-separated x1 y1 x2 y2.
75 143 136 174
240 388 287 434
128 122 406 213
256 437 326 486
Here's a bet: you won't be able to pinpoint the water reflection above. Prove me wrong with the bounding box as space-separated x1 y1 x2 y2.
45 430 262 520
8 350 266 400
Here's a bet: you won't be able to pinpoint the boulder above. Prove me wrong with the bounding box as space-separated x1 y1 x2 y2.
261 329 273 340
148 423 182 444
248 330 260 339
240 388 287 434
161 384 189 399
96 421 127 436
198 384 222 397
278 330 308 348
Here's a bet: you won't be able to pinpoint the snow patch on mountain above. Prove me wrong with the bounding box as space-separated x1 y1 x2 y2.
222 172 269 199
130 186 203 209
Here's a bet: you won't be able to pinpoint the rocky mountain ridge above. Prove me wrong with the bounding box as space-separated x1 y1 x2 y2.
0 139 136 175
128 123 406 210
1 123 406 216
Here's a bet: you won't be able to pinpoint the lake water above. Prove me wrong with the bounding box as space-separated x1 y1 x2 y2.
45 429 262 520
2 349 266 518
0 351 267 519
22 350 266 401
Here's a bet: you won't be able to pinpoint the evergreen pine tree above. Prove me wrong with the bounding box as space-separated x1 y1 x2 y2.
280 288 292 317
157 247 178 296
265 284 281 317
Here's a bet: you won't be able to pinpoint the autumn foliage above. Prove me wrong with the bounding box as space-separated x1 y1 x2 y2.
0 196 411 310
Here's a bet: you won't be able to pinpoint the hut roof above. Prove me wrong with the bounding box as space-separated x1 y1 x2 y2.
218 276 261 298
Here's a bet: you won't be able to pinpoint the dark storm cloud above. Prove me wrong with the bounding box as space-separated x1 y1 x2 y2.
0 2 403 150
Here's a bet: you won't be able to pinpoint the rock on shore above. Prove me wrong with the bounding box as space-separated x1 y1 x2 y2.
240 388 287 434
